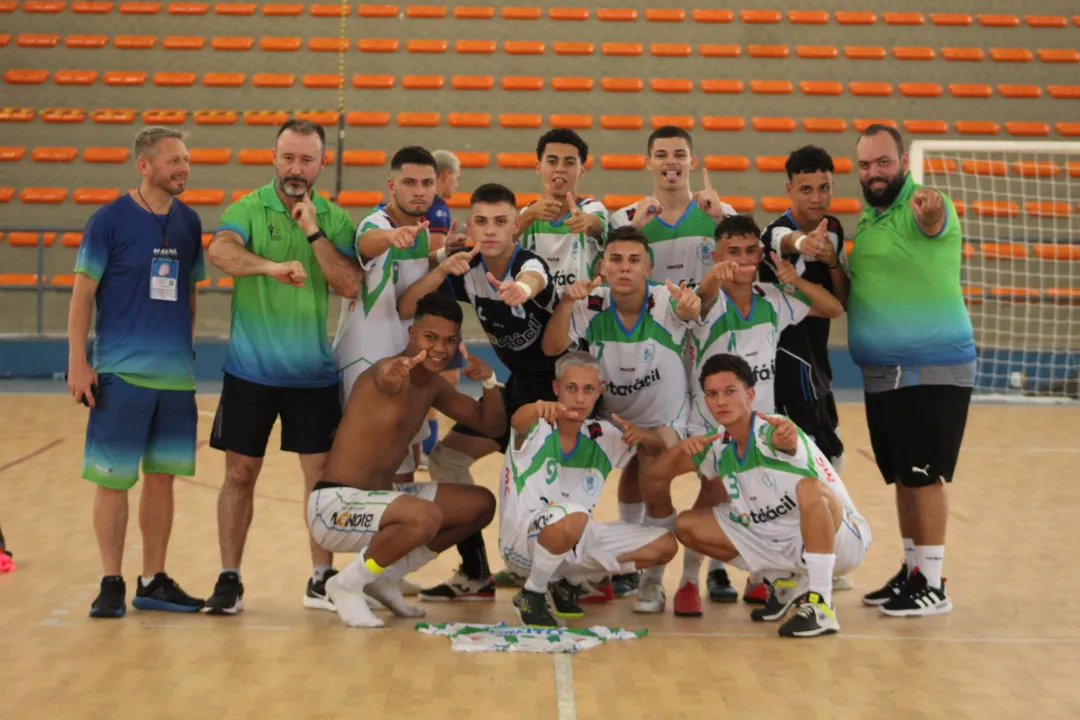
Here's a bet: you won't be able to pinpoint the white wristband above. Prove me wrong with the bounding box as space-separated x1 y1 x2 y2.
793 234 806 252
514 280 533 299
435 247 448 263
481 375 499 390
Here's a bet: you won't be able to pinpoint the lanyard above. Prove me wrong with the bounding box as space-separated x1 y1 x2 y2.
138 189 173 248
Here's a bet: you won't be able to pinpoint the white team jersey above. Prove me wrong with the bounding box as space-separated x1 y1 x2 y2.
332 208 431 387
499 418 635 531
694 413 865 543
688 284 811 433
608 199 734 288
568 283 690 428
519 197 607 293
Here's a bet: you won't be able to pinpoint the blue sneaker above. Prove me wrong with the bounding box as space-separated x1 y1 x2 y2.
132 572 205 612
89 576 127 618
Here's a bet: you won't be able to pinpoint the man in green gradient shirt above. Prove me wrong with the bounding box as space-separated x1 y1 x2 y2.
848 125 975 619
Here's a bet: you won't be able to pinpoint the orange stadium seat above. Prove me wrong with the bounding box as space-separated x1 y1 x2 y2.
955 121 1000 135
406 5 445 18
705 156 750 172
900 83 943 97
931 13 971 25
353 74 394 88
850 82 893 96
651 79 692 93
189 148 231 164
834 11 876 24
24 1 66 10
701 79 744 94
949 83 993 98
503 41 544 55
1032 244 1080 261
1006 122 1051 137
646 8 684 22
601 154 646 170
452 6 494 20
204 73 245 87
789 10 828 24
143 109 185 123
748 45 789 58
990 48 1033 62
1038 49 1080 63
548 7 586 20
741 9 780 23
978 14 1019 27
904 120 950 134
600 78 641 92
651 116 694 130
5 232 56 247
66 34 108 48
1057 123 1080 136
82 147 129 163
997 84 1041 98
1046 289 1080 304
92 109 137 123
942 48 985 61
17 33 60 47
54 70 98 85
5 69 50 84
802 118 848 132
74 2 115 12
447 112 490 127
603 42 643 56
216 277 234 289
884 12 923 25
1026 15 1067 28
853 118 898 132
502 76 543 91
651 43 691 57
693 9 732 23
0 274 43 287
455 40 495 54
346 111 390 126
252 73 295 88
214 2 253 14
699 44 741 58
341 150 386 166
237 148 272 164
452 76 494 90
501 7 539 19
553 77 595 91
0 188 14 202
73 188 120 204
44 109 87 123
893 47 935 60
103 71 146 85
402 75 444 89
796 45 838 59
755 156 786 172
194 110 237 124
397 112 440 127
114 35 156 49
761 197 792 212
752 117 796 132
601 115 644 130
178 189 225 205
751 80 793 95
164 36 206 49
0 147 27 161
454 152 489 168
169 3 209 13
21 188 68 203
1011 161 1060 177
800 81 842 95
119 2 161 12
845 46 886 60
357 38 398 52
337 191 384 207
309 38 348 52
991 288 1041 303
212 36 253 51
406 39 448 53
554 42 594 55
597 8 636 22
550 114 592 129
61 232 83 247
1025 202 1072 218
153 72 196 86
702 116 746 131
1049 85 1080 99
309 3 347 15
0 108 36 121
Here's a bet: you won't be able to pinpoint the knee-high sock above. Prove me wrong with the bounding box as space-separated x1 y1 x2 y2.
640 513 676 582
680 549 704 586
524 545 566 594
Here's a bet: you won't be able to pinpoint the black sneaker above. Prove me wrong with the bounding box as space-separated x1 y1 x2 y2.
132 573 205 612
304 569 337 611
549 579 584 618
90 576 127 618
750 575 807 622
418 569 496 602
513 588 558 627
778 592 839 638
707 568 739 603
879 570 952 617
612 572 640 598
201 571 244 615
861 563 909 606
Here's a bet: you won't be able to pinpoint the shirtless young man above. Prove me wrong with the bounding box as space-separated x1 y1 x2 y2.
307 292 505 628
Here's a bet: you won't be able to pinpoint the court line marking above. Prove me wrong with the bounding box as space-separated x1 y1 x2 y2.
651 631 1080 644
553 654 577 720
0 437 63 474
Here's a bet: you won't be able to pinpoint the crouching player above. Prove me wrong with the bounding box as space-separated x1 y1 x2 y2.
502 351 678 627
643 354 871 637
307 293 505 628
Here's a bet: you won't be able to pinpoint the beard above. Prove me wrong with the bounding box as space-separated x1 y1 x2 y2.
279 175 311 198
153 172 186 197
861 171 907 208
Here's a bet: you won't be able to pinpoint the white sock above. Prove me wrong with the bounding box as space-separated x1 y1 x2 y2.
313 564 333 583
640 513 676 582
524 544 567 594
618 502 644 525
748 570 764 585
380 546 438 583
903 537 916 571
916 545 945 587
804 552 836 606
680 549 704 586
336 549 382 591
708 557 726 573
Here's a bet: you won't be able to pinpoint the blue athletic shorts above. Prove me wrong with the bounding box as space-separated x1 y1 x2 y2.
82 373 198 490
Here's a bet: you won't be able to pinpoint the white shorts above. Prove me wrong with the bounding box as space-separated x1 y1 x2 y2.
308 481 438 553
499 502 668 582
714 507 871 576
338 362 430 476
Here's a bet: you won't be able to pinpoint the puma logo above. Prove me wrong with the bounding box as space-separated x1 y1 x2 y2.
911 465 931 477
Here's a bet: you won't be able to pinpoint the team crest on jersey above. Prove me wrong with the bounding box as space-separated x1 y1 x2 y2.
642 342 655 364
698 242 714 265
570 240 580 258
511 304 526 319
587 295 604 313
583 470 603 496
587 422 603 440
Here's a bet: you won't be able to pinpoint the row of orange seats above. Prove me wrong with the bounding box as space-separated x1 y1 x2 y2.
4 147 1080 181
5 34 1079 64
3 186 1080 219
1 2 1076 27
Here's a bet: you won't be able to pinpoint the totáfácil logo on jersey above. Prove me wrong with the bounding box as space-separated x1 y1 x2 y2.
729 495 797 527
551 270 578 288
331 511 376 529
752 362 774 384
607 368 662 397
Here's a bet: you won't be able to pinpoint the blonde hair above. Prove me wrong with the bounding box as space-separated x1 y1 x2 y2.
555 351 604 381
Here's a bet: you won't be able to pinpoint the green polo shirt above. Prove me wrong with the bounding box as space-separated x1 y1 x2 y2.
217 181 355 387
847 174 975 368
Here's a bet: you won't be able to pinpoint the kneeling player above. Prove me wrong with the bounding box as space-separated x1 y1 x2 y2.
308 293 505 628
502 352 678 627
643 354 871 637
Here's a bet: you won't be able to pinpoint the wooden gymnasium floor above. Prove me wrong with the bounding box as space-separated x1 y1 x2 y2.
2 393 1079 720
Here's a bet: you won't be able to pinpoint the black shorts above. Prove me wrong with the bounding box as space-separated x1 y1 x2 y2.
450 377 556 453
210 372 342 458
864 384 972 487
778 393 844 460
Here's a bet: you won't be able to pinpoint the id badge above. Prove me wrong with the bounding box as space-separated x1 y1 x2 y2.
150 258 179 301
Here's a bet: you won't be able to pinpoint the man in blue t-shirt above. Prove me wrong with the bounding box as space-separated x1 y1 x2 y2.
68 126 206 619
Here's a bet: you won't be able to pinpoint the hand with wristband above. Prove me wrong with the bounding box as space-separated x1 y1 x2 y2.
458 342 499 388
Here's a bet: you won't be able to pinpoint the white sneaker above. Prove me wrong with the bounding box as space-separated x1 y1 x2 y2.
325 575 385 628
832 575 854 591
633 576 666 613
399 577 424 596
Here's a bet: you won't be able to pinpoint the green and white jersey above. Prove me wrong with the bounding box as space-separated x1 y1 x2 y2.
569 283 690 429
499 418 635 529
609 199 732 289
693 413 864 543
519 196 607 294
688 283 811 434
332 208 431 379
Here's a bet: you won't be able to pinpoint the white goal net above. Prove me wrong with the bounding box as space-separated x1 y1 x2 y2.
910 140 1080 402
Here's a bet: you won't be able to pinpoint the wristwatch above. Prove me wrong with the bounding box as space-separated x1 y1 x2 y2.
306 229 326 244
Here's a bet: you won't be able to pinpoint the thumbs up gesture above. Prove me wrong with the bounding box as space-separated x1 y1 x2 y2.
565 192 591 234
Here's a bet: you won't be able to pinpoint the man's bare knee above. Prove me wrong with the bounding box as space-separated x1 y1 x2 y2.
224 454 261 491
386 496 442 542
650 532 678 564
538 513 588 553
